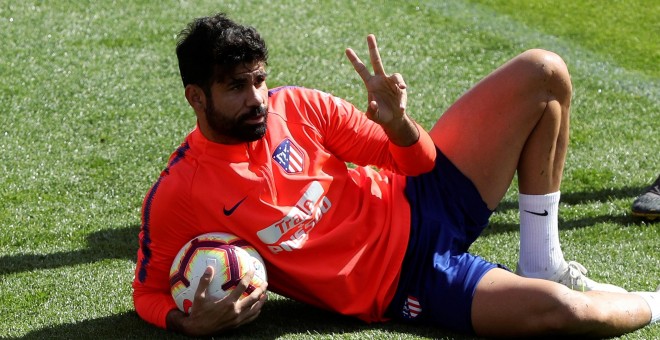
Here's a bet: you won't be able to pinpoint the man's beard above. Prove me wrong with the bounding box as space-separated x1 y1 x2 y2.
205 101 268 143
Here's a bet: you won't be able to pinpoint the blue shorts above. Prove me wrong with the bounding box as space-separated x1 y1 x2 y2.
386 148 503 334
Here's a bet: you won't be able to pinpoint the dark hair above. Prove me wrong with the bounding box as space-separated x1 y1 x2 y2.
176 13 268 89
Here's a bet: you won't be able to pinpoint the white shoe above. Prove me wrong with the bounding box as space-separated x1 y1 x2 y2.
516 260 627 293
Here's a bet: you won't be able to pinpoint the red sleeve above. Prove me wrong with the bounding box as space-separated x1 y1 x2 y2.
387 122 436 175
313 89 436 175
133 215 181 329
132 145 198 330
132 277 177 329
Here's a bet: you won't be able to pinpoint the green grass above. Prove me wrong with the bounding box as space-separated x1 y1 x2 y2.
469 0 660 79
0 0 658 339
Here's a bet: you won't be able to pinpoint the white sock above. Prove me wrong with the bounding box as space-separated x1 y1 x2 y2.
517 191 565 277
633 291 660 324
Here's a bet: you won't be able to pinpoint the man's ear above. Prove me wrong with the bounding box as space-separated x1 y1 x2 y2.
184 84 207 115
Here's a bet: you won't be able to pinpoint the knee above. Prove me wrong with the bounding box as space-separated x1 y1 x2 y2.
518 49 572 99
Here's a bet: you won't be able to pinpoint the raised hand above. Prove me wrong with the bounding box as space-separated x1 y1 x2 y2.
345 35 418 146
345 34 407 125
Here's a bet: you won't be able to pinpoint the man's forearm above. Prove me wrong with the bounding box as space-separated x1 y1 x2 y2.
381 114 420 147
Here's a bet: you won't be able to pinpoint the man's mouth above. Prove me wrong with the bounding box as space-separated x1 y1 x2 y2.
241 106 267 124
244 115 266 124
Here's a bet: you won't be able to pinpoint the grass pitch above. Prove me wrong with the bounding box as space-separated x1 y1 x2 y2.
0 1 658 339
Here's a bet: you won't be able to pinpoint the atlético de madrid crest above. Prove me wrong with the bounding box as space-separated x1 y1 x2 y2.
272 138 305 174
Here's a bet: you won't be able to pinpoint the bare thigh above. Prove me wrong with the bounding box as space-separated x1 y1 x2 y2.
430 49 571 209
471 268 575 337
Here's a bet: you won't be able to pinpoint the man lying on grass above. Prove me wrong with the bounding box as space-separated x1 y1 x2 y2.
133 12 660 338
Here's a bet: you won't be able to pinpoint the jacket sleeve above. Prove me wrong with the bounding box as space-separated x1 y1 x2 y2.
132 276 178 329
133 211 181 330
386 124 436 175
132 152 197 330
315 89 436 175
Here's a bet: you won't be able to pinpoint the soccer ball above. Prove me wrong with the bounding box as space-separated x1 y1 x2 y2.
169 232 267 314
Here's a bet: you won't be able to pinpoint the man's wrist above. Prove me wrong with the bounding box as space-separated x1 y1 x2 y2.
382 114 420 147
166 308 191 335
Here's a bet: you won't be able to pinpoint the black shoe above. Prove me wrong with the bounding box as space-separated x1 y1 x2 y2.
631 174 660 220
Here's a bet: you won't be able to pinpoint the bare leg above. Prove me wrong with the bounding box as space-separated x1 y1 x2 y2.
430 49 571 209
472 269 651 337
429 48 627 291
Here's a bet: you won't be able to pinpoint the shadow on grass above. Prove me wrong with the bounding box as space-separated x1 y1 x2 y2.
2 225 476 339
2 185 651 276
0 224 140 276
494 185 646 213
19 299 480 340
482 185 652 236
7 185 656 339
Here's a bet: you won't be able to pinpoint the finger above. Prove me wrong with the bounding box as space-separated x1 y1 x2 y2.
195 266 214 300
389 73 407 111
390 73 406 89
240 304 263 327
240 289 268 326
345 48 372 83
244 283 268 309
237 278 267 308
226 269 254 302
364 100 379 121
367 34 385 76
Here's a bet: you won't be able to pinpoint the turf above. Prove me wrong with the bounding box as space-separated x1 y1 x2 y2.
0 1 658 339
